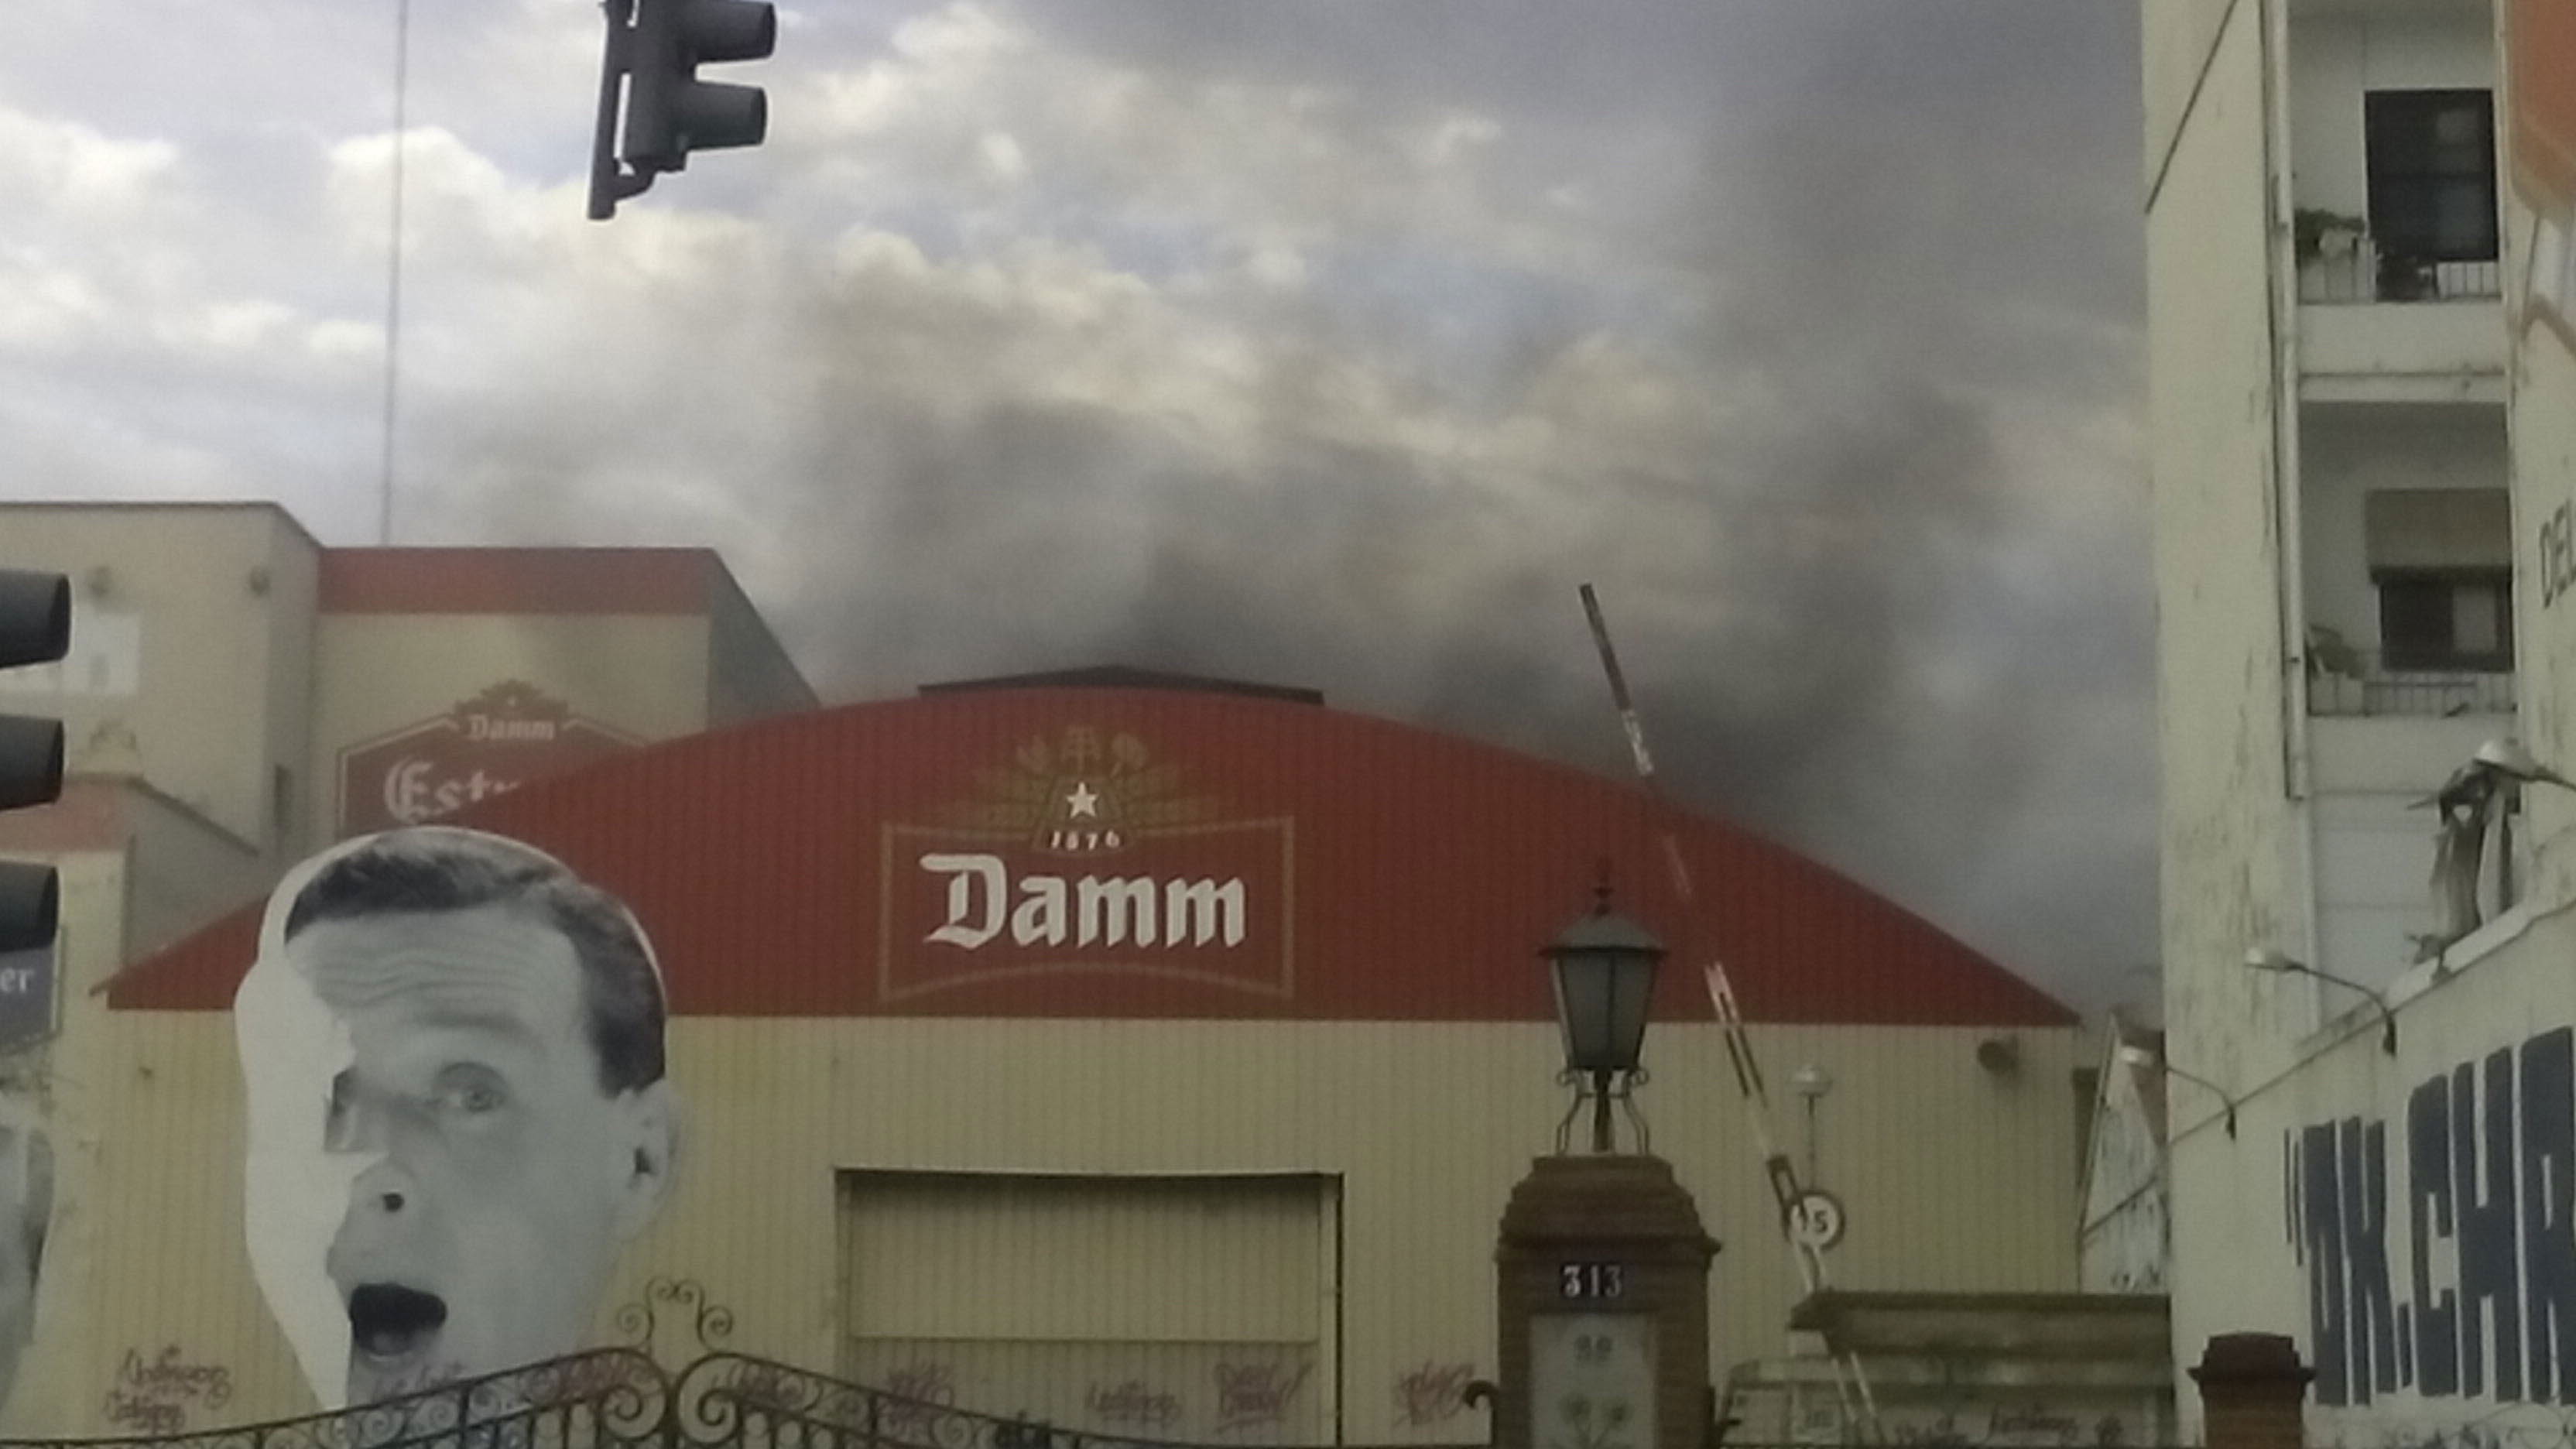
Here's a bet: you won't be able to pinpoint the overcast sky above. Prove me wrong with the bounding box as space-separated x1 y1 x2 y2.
1 1 2150 1012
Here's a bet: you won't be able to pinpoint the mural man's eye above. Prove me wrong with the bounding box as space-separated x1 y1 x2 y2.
435 1067 509 1117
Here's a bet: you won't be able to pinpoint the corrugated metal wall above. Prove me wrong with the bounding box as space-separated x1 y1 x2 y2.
799 1017 2080 1441
33 1012 2080 1440
838 1173 1334 1444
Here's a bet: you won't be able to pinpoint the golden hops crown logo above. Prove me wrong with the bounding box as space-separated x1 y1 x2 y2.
933 725 1225 856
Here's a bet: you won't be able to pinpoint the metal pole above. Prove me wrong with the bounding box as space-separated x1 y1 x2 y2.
1591 1069 1614 1153
378 0 411 545
1804 1093 1821 1185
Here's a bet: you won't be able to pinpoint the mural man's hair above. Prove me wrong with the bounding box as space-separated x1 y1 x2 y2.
0 1125 46 1286
281 831 667 1094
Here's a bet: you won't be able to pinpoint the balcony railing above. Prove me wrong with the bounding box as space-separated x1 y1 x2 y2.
2305 644 2515 717
2297 235 2502 304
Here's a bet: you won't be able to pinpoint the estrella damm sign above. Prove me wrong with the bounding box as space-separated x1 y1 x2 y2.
878 724 1293 1002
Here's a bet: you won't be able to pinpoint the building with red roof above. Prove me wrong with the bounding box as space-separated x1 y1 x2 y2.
0 507 2081 1442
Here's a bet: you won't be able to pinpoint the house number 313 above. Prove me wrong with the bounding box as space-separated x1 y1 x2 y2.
1558 1262 1625 1300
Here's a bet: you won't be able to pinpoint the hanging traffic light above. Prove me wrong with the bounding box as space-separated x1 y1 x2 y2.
625 0 774 171
588 0 776 220
0 570 68 954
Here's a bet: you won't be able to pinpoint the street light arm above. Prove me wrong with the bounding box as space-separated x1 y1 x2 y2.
2283 959 2399 1055
2158 1061 2241 1139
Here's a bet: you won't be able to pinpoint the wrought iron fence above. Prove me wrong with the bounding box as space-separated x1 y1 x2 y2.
1710 1434 2194 1444
7 1350 673 1449
2 1282 2202 1449
2 1349 1383 1449
0 1280 1412 1449
2 1348 2218 1449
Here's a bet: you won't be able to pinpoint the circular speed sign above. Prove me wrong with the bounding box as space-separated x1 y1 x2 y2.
1785 1189 1848 1251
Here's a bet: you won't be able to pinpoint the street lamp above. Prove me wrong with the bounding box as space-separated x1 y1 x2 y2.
1790 1064 1832 1185
1541 882 1667 1154
2245 948 2396 1054
2116 1043 2239 1139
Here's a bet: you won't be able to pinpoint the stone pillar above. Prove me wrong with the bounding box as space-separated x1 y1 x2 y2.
1495 1154 1719 1449
2189 1334 2312 1449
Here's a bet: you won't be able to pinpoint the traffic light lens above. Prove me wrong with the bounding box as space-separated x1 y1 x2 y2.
0 864 56 954
0 718 63 813
678 84 766 152
689 2 775 63
0 571 68 670
0 570 65 961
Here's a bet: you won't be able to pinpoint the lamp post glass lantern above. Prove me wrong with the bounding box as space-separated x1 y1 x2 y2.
1790 1064 1831 1184
1542 887 1666 1153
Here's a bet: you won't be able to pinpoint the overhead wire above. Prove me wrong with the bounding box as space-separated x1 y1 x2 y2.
378 0 413 546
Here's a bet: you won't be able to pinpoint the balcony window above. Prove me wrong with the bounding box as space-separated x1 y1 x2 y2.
2311 488 2516 714
2376 569 2512 670
2365 89 2499 300
2369 487 2511 671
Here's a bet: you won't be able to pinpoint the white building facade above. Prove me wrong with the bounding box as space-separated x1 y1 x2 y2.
2149 0 2576 1441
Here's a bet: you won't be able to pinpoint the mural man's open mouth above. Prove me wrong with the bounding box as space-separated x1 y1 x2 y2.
347 1284 448 1369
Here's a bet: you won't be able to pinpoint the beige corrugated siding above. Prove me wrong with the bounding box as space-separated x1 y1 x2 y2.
841 1173 1328 1341
837 1173 1333 1444
40 1012 2079 1441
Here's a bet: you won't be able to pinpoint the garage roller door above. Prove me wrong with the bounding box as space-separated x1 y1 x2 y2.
840 1173 1338 1445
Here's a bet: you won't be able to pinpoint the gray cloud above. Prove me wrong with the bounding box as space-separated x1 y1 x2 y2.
1 0 2153 1010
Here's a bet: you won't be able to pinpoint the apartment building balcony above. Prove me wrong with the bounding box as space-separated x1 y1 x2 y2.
2298 232 2501 306
2296 409 2510 724
2297 235 2506 396
2304 660 2515 995
2304 645 2513 718
2283 1 2502 399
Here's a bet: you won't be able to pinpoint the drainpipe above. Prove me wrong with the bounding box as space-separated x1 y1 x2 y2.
2259 0 2328 1023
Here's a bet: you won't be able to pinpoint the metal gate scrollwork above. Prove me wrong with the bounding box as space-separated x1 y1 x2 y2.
2 1282 1329 1449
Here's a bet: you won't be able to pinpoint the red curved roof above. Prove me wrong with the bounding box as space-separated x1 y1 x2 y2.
114 687 2072 1027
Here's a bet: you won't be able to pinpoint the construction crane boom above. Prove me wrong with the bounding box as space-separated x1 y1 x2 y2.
1577 583 1882 1444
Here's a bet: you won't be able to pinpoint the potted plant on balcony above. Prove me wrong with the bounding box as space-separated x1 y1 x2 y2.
2293 208 2368 300
2293 207 2366 262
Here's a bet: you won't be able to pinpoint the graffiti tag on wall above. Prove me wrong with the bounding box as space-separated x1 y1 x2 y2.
1790 1394 2153 1448
100 1346 234 1434
1879 1408 2133 1449
1214 1361 1310 1433
1088 1379 1184 1429
879 1360 961 1440
1395 1361 1478 1426
2311 1408 2576 1449
2291 1024 2576 1407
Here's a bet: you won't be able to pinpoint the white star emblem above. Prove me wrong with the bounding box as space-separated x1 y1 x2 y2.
1067 781 1100 818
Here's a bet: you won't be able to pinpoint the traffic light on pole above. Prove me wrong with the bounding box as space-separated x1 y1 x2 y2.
588 0 776 219
0 571 68 954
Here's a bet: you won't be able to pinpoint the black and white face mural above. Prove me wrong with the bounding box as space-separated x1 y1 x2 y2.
235 827 678 1407
0 1117 50 1415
